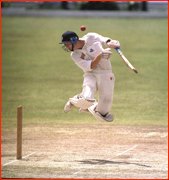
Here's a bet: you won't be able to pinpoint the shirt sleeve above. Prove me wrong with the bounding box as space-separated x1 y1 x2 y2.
94 33 111 47
71 52 93 72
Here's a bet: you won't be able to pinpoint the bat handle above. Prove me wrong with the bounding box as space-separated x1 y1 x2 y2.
115 47 122 56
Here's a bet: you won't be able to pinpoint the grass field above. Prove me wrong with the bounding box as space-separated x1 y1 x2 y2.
1 17 168 127
1 17 168 179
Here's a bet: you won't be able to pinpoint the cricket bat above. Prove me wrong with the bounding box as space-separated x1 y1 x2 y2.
115 48 138 74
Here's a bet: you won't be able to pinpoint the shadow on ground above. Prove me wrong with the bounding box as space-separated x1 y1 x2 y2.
76 159 151 168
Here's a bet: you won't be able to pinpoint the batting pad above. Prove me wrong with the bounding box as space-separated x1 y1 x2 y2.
88 103 114 122
69 97 95 110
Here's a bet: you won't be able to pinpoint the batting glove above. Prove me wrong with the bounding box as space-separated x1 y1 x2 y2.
107 40 121 49
101 48 112 59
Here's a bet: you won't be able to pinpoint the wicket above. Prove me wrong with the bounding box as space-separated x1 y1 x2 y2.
17 106 22 159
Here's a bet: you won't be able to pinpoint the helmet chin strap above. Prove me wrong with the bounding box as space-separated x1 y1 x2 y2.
71 44 74 51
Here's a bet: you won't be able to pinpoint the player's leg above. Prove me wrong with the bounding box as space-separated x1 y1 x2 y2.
69 73 97 110
78 83 96 113
97 72 115 114
88 72 115 122
81 73 97 101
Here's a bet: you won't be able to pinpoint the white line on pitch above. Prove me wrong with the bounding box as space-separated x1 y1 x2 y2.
115 145 137 157
2 152 36 166
73 145 137 175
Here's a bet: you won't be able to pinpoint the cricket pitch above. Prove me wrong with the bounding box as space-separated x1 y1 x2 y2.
1 125 168 179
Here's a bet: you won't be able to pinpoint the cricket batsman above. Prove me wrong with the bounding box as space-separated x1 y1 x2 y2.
59 31 120 122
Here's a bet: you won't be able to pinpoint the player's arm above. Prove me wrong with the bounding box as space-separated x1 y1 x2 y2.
90 42 113 69
90 53 101 69
94 33 120 49
91 49 112 69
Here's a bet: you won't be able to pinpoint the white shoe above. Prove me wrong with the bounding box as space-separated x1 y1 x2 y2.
69 96 95 110
95 111 114 122
64 101 74 113
88 103 114 122
79 108 90 113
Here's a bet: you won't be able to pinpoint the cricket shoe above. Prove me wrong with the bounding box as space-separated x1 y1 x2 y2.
64 101 74 113
64 94 80 113
69 95 95 110
88 103 114 122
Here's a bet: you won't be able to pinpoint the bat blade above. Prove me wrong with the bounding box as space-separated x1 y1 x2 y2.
115 48 138 74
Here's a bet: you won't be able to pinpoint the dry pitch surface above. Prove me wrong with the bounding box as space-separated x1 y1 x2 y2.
1 125 168 179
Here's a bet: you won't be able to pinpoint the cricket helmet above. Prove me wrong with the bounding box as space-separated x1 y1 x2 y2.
59 31 79 45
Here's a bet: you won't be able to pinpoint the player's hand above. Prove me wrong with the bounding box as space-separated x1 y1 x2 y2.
107 40 121 49
101 48 112 59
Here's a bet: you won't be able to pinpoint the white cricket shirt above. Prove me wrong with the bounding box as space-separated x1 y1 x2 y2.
71 33 112 73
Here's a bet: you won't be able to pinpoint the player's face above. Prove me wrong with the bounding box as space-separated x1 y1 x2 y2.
64 41 73 51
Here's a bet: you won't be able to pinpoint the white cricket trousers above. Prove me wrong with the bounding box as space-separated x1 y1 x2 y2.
81 71 115 115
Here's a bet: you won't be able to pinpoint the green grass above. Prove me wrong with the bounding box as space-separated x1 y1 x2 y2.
1 17 168 129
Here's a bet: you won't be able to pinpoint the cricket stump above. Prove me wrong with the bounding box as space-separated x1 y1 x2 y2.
17 106 22 159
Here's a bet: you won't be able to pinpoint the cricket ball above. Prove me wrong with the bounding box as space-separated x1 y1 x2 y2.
81 26 86 31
